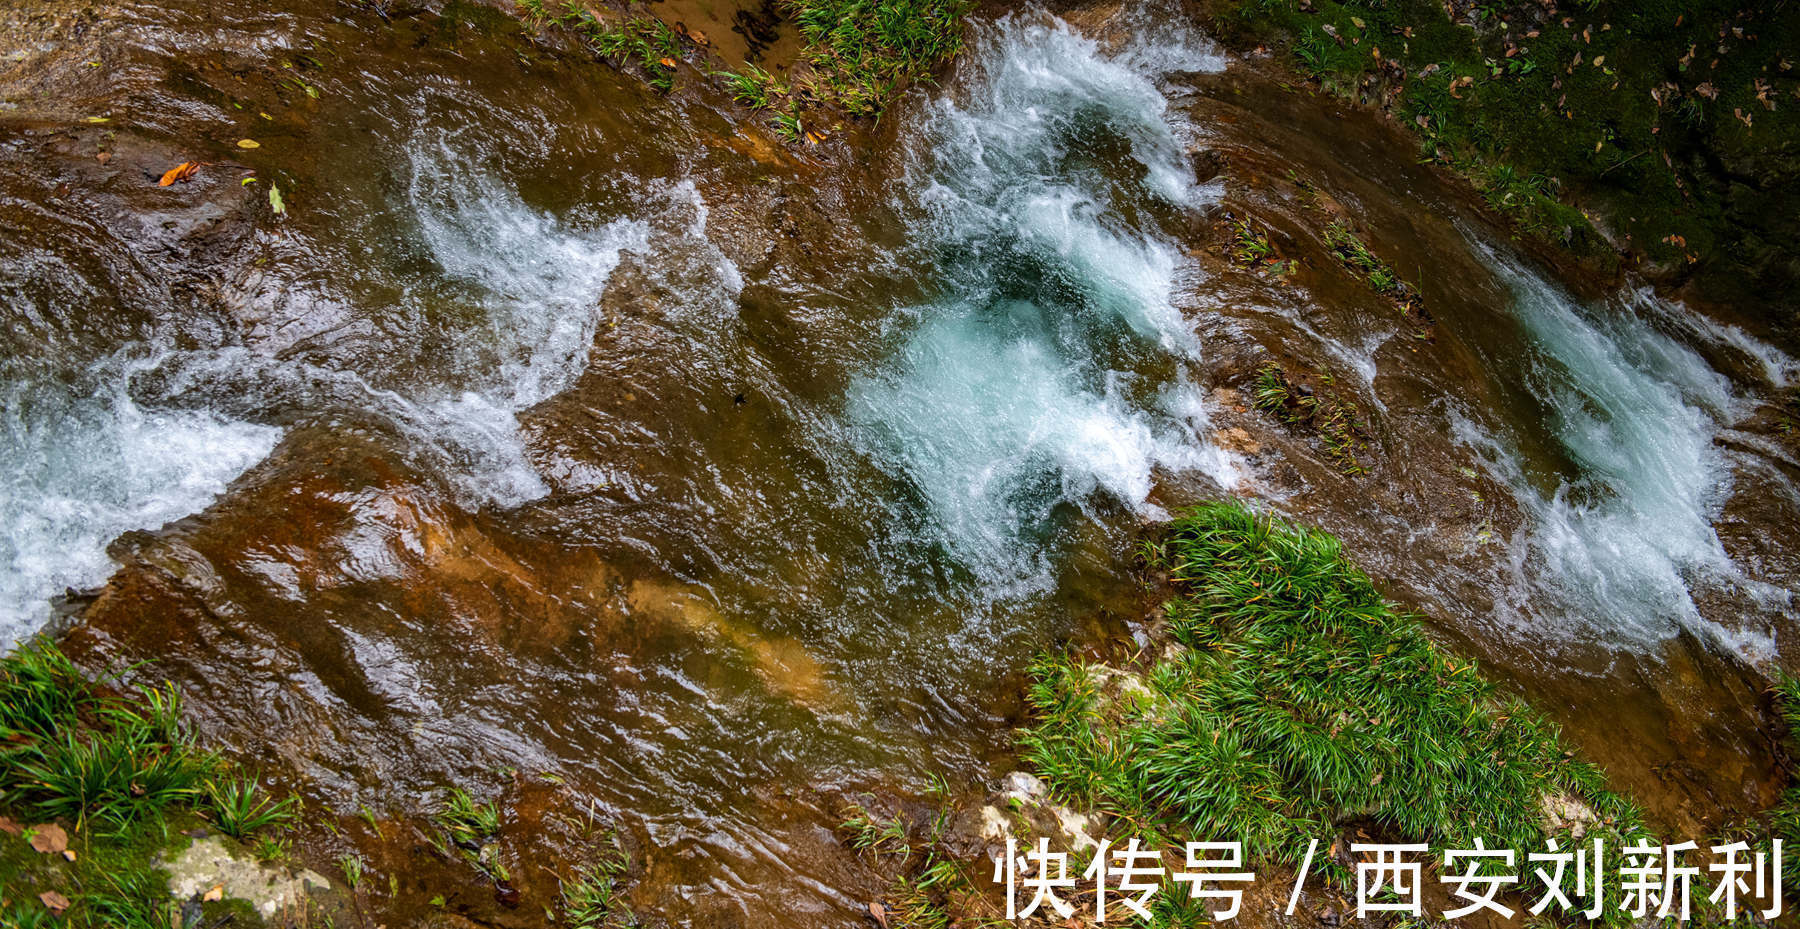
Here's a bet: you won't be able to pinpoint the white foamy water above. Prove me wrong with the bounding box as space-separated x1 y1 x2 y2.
406 134 653 412
0 356 280 644
0 141 710 644
848 14 1240 587
1458 246 1790 656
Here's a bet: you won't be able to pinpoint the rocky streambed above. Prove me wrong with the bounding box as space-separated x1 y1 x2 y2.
2 0 1797 925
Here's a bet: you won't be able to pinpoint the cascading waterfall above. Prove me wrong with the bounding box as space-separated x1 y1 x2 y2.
1456 244 1792 657
846 14 1241 590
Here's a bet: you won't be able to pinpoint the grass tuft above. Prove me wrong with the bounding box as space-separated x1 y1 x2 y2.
713 65 786 109
1252 361 1369 475
1320 222 1432 339
560 833 636 928
560 8 684 93
0 638 304 926
203 775 299 838
781 0 973 116
1020 501 1646 873
839 801 910 858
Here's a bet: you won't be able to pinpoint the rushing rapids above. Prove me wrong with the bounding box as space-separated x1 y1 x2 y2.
1 0 1797 922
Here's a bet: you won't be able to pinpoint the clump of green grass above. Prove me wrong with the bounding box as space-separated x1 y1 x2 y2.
0 638 91 736
203 775 299 838
1229 218 1297 277
712 64 786 109
1020 501 1645 875
833 790 1007 928
1229 218 1273 264
769 108 806 144
1322 221 1394 292
561 833 636 928
559 6 684 92
436 786 501 845
783 0 974 116
516 0 551 27
339 852 366 889
1322 222 1431 337
430 786 514 883
839 800 910 858
3 665 215 834
1253 362 1369 475
0 639 305 926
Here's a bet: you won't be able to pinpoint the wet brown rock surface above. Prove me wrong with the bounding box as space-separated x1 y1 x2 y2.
4 0 1798 926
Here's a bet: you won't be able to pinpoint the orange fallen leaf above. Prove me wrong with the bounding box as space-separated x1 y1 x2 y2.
159 162 200 186
39 891 70 914
28 823 67 854
688 29 709 45
62 848 76 861
658 57 677 68
203 884 225 902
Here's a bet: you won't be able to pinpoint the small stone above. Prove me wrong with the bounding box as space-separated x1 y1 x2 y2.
999 770 1045 802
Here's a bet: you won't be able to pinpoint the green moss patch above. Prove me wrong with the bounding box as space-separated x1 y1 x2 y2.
1019 501 1644 879
1211 0 1800 304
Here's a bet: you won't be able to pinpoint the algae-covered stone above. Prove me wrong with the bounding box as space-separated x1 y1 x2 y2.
164 836 332 921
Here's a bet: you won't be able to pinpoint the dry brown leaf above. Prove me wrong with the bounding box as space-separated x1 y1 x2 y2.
39 891 70 913
28 823 67 854
866 901 890 929
159 162 200 186
203 884 225 903
0 816 20 836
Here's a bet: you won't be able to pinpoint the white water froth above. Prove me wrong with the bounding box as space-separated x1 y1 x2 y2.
0 356 280 644
0 146 703 644
383 147 741 507
1457 247 1785 657
850 14 1240 588
408 134 653 409
1642 288 1800 389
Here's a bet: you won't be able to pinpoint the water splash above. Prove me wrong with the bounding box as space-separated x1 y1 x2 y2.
406 132 653 411
0 139 715 640
1457 245 1784 657
847 13 1240 589
0 354 280 643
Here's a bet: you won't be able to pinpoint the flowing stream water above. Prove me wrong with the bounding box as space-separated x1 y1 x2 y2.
2 0 1797 921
